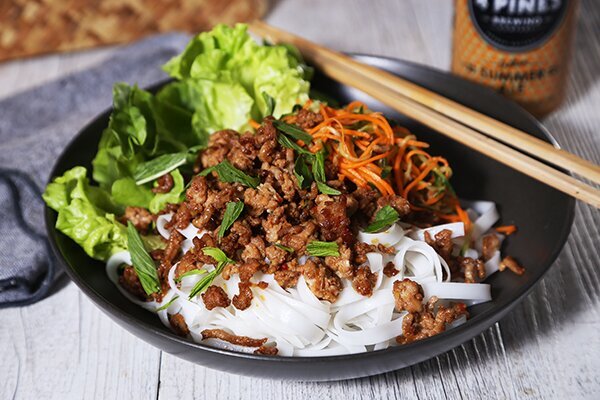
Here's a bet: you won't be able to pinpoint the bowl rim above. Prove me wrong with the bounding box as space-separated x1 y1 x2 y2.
45 53 575 364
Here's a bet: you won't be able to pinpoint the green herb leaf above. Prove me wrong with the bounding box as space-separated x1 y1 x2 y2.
218 201 245 239
156 295 179 311
133 152 188 185
316 182 341 195
275 243 294 253
188 247 234 299
262 92 276 116
127 222 161 295
175 269 208 283
277 133 314 156
202 247 234 265
313 149 327 182
364 206 400 233
293 154 313 189
199 160 260 188
306 241 340 257
273 120 313 144
312 149 341 195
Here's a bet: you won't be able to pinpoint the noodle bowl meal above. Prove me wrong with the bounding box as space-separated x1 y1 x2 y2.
44 24 524 357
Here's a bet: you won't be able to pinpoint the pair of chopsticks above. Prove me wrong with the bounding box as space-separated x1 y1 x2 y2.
249 21 600 208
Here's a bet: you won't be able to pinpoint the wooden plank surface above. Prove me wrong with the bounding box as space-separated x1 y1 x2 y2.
0 1 599 399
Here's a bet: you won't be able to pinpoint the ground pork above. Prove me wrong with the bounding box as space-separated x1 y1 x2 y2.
397 298 468 344
352 266 377 297
152 173 174 194
461 257 486 283
314 194 353 244
383 261 399 277
202 286 231 310
482 233 501 261
295 108 324 130
232 282 254 310
201 328 267 347
324 244 354 279
168 313 190 337
499 256 525 275
393 279 424 313
302 259 342 303
424 229 454 261
121 206 154 233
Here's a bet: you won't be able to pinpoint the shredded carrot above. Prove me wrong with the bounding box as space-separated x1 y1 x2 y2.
249 119 261 130
286 99 469 229
495 225 518 236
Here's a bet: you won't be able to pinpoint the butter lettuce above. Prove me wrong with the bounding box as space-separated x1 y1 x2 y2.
163 23 310 124
43 166 127 260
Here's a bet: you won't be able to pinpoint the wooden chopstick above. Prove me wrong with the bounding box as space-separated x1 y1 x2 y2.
249 21 600 208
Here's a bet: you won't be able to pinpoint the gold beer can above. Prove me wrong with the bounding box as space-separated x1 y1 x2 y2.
452 0 578 117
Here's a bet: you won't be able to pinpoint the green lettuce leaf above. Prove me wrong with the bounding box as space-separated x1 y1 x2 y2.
111 178 154 208
43 166 127 260
163 23 309 127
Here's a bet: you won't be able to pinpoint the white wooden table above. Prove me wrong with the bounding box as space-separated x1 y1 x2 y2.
1 1 599 399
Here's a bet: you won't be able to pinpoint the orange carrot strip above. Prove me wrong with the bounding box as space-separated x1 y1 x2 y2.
360 167 395 195
402 163 436 199
343 151 391 169
495 225 518 236
249 119 261 130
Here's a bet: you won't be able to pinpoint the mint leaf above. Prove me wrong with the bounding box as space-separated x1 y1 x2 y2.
293 154 313 189
199 160 260 188
364 206 399 233
218 201 244 239
127 222 161 295
133 152 188 185
188 247 234 299
273 120 313 144
306 241 340 257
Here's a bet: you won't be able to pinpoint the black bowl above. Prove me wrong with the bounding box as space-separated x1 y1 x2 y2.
45 55 574 381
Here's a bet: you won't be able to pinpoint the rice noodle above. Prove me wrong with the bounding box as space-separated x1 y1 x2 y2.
107 201 504 356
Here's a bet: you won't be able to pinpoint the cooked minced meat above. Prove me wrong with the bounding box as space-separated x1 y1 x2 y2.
122 118 420 306
482 233 501 261
393 279 424 313
397 296 468 345
120 206 154 233
168 313 190 337
152 173 174 194
499 256 525 275
201 328 268 347
202 285 231 310
461 257 486 283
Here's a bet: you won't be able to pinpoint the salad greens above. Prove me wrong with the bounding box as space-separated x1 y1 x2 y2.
43 23 310 262
42 166 128 260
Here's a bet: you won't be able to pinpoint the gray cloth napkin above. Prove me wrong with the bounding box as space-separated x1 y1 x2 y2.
0 33 190 307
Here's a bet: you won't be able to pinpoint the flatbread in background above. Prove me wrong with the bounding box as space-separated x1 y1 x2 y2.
0 0 268 61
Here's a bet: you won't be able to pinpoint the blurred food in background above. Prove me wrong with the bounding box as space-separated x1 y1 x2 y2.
452 0 578 117
0 0 267 61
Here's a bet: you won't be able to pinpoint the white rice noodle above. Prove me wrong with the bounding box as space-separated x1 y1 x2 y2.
464 200 500 240
422 282 491 306
357 223 405 246
108 200 506 356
